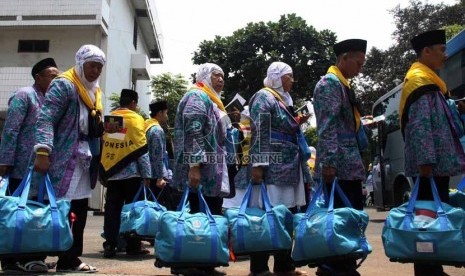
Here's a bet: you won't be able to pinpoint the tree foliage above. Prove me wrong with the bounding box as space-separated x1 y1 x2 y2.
304 127 318 148
149 72 188 126
192 14 337 103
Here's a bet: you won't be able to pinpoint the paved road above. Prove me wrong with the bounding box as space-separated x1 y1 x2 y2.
2 208 464 275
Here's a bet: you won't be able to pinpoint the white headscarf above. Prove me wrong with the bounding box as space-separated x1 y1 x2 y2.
263 61 293 106
196 63 224 94
73 44 106 137
74 44 106 93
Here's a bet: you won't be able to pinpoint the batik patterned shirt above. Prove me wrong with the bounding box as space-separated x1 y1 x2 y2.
0 85 44 179
403 91 465 176
313 73 365 181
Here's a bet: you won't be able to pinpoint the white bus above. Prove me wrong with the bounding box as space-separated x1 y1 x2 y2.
371 29 465 210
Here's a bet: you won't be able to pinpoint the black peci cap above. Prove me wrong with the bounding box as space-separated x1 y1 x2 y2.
31 57 57 78
149 100 168 116
333 39 367 57
411 29 446 54
120 89 139 102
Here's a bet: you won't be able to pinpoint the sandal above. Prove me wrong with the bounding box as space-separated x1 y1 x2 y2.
13 260 49 273
56 262 98 273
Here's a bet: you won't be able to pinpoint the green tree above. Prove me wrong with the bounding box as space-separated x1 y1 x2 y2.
108 92 149 119
304 127 318 148
149 72 188 125
192 14 336 104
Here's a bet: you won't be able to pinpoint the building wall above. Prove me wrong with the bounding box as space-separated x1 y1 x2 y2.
0 26 104 109
0 0 159 210
105 0 152 115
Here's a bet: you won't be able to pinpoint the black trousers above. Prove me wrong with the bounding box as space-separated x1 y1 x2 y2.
414 176 449 203
249 206 298 274
149 180 181 211
57 198 89 268
0 178 46 269
103 177 141 251
413 176 449 276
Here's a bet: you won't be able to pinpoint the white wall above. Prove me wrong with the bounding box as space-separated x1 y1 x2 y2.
0 26 104 111
103 0 152 115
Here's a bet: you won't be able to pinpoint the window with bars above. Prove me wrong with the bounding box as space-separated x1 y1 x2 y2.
18 40 49 53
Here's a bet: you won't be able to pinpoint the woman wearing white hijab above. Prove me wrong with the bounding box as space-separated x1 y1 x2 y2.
245 61 309 276
171 63 229 275
34 44 106 273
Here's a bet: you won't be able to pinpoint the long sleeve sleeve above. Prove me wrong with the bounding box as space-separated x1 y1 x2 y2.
0 92 29 165
313 77 343 168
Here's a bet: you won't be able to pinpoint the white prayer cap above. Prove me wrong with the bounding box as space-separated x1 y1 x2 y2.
196 63 224 88
75 44 106 66
263 61 293 89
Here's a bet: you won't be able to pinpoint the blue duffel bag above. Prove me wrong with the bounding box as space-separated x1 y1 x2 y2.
119 183 166 238
449 177 465 209
224 182 293 256
0 169 73 255
382 177 465 265
155 187 229 267
292 179 371 266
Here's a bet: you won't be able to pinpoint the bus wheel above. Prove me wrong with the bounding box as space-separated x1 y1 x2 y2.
394 179 411 206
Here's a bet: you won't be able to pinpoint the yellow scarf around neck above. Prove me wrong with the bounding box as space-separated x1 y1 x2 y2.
399 61 448 128
100 109 147 179
327 65 362 131
192 82 226 112
263 87 299 125
59 67 103 115
144 118 160 133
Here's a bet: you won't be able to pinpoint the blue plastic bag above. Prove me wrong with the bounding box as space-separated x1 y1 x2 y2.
0 169 73 255
155 187 229 267
119 183 167 238
382 177 465 264
224 182 293 255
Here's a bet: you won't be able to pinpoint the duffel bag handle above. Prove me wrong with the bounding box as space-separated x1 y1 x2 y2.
403 177 448 231
260 182 274 213
303 183 324 217
129 183 165 211
176 185 217 225
328 178 353 212
238 182 254 216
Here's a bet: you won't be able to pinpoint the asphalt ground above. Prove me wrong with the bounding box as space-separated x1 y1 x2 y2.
1 208 464 276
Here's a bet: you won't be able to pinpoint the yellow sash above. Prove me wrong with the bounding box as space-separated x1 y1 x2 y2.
399 61 448 128
327 65 362 131
191 82 226 112
59 67 103 115
144 118 160 133
100 109 147 178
